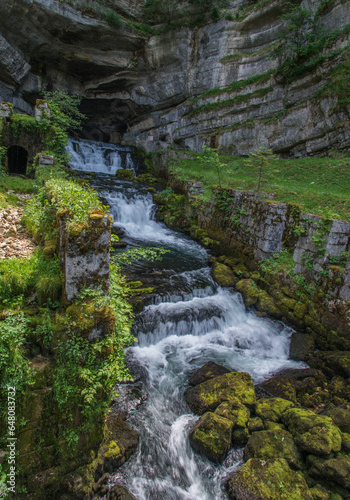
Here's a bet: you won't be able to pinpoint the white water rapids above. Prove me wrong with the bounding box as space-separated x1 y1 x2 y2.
68 139 305 500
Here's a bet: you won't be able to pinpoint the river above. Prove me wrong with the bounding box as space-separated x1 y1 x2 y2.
67 138 304 500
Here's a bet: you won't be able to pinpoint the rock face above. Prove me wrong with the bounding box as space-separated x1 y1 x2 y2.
0 0 350 156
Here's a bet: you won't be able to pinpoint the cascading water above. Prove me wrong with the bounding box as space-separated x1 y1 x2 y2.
68 139 305 500
66 137 139 175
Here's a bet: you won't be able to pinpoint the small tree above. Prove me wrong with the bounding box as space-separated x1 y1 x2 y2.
245 146 277 193
198 146 226 187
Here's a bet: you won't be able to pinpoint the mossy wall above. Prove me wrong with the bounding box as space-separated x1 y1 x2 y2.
154 170 350 350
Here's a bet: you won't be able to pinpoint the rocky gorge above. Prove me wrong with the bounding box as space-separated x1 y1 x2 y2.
0 0 350 499
0 0 350 155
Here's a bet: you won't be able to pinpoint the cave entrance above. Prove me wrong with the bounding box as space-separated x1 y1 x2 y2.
7 146 28 175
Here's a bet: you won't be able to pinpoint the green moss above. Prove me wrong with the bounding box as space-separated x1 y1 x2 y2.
226 458 313 499
248 417 265 433
211 262 237 287
256 398 295 423
244 429 303 470
104 440 121 458
189 412 233 463
215 399 250 429
115 169 135 180
282 408 342 456
185 372 256 414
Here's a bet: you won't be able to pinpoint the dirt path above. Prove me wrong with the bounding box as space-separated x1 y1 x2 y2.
0 194 36 259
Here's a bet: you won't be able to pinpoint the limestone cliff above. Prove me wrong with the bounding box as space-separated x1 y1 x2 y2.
0 0 349 155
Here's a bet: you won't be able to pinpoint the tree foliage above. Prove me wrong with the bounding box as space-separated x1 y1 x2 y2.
42 90 86 131
275 3 331 75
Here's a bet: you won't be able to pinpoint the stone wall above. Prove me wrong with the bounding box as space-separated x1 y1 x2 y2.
163 173 350 347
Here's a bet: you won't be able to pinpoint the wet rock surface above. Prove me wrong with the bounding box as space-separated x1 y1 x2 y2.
188 361 231 387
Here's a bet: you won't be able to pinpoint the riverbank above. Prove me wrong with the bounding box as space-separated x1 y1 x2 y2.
145 149 350 354
0 166 136 498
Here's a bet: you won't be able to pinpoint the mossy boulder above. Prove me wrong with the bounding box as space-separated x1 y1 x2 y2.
289 333 315 362
308 455 350 489
323 404 350 434
211 262 237 287
235 279 260 307
341 432 350 453
226 458 313 500
248 417 264 433
108 484 136 499
309 484 331 500
189 412 233 463
257 376 297 403
98 415 139 474
310 351 350 379
235 279 282 316
256 398 295 423
184 372 256 415
244 429 303 470
188 361 230 386
282 408 342 456
215 399 250 429
115 169 135 180
232 427 250 446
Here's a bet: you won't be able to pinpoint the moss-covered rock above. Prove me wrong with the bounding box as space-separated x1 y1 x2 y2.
341 432 350 453
257 376 297 403
215 398 250 429
282 408 342 456
255 398 295 423
309 484 330 500
188 361 230 387
323 404 350 434
289 333 315 362
248 416 264 433
308 455 350 489
184 372 256 415
108 484 136 499
235 279 260 307
115 169 135 180
189 412 233 463
244 429 303 470
232 427 250 446
310 351 350 379
226 458 313 500
211 262 237 287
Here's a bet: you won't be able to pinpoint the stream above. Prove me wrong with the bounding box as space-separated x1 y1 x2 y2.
67 138 304 500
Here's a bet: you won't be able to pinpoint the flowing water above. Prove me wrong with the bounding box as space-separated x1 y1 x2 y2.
67 139 305 500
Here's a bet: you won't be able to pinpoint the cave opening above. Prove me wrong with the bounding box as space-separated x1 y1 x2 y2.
7 146 28 175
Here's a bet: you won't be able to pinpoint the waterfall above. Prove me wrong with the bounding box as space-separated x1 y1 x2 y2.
67 138 305 500
66 137 138 174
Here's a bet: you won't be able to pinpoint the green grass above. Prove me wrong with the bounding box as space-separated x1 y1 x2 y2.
187 87 273 117
168 153 350 220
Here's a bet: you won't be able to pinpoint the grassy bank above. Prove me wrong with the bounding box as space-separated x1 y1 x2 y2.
168 151 350 221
